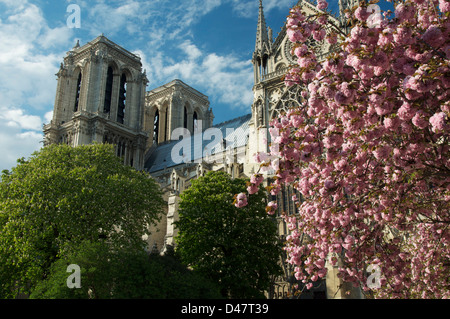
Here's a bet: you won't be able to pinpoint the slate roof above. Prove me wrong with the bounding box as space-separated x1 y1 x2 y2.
144 114 252 173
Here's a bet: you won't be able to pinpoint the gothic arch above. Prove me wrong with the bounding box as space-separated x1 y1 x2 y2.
270 85 304 120
256 53 270 77
149 105 159 144
159 99 170 143
120 67 134 83
117 69 131 124
108 60 120 74
72 66 83 113
193 109 199 133
184 101 193 114
72 65 83 78
193 106 204 132
103 65 114 114
275 63 286 71
183 101 193 129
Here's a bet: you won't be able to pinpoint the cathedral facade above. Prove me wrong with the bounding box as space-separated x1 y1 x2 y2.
43 0 361 299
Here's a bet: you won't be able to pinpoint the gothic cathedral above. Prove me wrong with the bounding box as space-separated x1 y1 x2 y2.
43 0 362 299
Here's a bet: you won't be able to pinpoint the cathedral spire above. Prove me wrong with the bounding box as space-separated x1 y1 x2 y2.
252 0 272 84
255 0 270 53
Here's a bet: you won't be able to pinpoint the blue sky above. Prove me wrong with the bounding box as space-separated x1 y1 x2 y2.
0 0 356 172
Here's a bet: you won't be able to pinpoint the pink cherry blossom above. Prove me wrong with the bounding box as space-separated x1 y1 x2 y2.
439 0 450 12
354 6 371 21
238 0 450 299
234 192 248 208
422 26 446 48
266 201 278 215
429 112 447 132
316 0 328 11
247 184 259 195
411 111 429 129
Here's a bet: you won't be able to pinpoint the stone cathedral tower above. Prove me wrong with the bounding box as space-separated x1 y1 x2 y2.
43 35 149 170
143 79 214 151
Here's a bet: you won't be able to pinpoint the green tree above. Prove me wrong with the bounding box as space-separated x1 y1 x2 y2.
29 241 114 299
0 143 165 298
175 171 282 299
30 242 222 299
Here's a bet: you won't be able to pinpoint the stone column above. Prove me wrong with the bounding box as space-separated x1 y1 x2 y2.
124 80 134 127
163 193 180 252
187 111 194 135
110 73 120 122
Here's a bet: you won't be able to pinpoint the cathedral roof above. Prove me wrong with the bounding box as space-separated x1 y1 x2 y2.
145 113 251 173
69 34 142 65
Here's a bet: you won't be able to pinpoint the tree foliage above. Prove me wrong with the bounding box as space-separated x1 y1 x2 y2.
0 143 165 298
175 171 282 299
30 242 222 299
242 0 450 298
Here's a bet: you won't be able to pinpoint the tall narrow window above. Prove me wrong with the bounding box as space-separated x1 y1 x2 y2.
193 111 198 132
117 73 127 124
164 108 168 142
74 72 82 112
104 67 113 114
183 106 188 129
153 109 159 144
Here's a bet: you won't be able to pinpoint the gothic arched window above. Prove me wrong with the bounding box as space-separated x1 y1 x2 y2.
104 66 113 114
74 72 82 112
117 73 127 124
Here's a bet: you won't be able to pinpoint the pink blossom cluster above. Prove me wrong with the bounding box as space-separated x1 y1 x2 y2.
234 192 248 208
247 173 264 195
244 0 450 298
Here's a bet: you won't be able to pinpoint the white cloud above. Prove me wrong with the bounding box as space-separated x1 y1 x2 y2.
80 0 226 48
44 111 53 124
148 41 253 109
0 109 43 131
133 0 292 111
0 105 45 170
0 128 43 171
17 131 43 140
0 1 71 110
0 0 72 171
84 0 146 37
264 0 297 12
181 41 203 61
230 0 296 18
38 25 73 49
0 0 28 8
